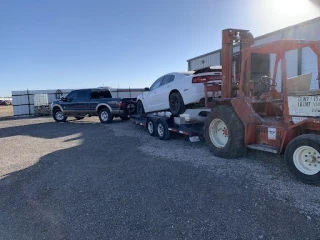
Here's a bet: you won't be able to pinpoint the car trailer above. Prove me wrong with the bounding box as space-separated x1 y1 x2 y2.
130 109 211 142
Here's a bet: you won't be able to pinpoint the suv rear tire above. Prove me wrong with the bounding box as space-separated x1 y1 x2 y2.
99 108 113 124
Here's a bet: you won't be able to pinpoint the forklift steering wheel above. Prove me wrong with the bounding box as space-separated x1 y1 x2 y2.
260 76 276 87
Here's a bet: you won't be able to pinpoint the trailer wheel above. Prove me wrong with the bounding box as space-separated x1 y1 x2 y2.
53 109 68 122
204 105 245 158
146 118 156 136
156 118 170 140
99 108 113 124
285 134 320 185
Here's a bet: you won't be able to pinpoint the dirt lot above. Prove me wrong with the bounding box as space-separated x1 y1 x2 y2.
0 117 320 239
0 106 13 118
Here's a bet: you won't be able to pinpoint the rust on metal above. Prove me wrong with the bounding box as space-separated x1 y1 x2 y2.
204 29 320 153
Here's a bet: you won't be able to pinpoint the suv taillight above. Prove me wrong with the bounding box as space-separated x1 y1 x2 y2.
192 75 222 83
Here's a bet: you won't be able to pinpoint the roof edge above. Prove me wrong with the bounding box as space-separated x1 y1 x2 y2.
187 49 221 62
187 16 320 62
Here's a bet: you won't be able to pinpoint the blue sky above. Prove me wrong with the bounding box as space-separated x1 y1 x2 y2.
0 0 319 96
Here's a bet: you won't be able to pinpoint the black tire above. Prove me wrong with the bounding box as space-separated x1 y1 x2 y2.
146 118 156 136
123 101 136 115
99 108 113 124
169 92 186 115
137 100 145 115
75 117 84 120
156 118 170 140
204 105 246 158
285 134 320 185
53 109 68 122
120 116 130 121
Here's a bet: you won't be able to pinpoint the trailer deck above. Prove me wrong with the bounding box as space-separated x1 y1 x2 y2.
130 108 211 142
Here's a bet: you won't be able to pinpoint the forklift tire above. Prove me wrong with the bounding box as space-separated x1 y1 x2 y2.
156 118 170 140
75 117 84 120
99 108 113 124
137 100 145 115
120 116 130 121
204 105 246 158
285 134 320 185
146 118 156 136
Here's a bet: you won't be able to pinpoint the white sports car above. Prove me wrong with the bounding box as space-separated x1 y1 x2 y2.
136 66 222 115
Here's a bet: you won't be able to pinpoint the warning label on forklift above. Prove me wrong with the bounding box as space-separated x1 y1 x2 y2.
268 128 277 140
288 95 320 117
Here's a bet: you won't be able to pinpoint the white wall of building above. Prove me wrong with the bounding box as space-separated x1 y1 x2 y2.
189 51 220 70
302 48 318 89
0 97 12 101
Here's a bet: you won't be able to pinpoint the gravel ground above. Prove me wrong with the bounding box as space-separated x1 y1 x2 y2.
0 117 320 239
0 106 13 118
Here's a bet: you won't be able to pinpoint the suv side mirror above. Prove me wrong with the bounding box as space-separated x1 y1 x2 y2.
61 97 67 101
144 87 150 91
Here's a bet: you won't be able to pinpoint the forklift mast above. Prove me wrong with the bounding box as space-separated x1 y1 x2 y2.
221 29 254 98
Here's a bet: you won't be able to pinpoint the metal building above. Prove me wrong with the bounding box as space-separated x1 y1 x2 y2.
187 17 320 90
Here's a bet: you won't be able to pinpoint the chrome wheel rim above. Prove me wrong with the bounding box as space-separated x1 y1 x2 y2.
101 111 109 121
55 111 64 121
293 146 320 175
209 118 228 148
157 124 164 137
148 121 154 134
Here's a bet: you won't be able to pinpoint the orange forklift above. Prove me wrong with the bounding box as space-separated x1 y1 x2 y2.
204 29 320 184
